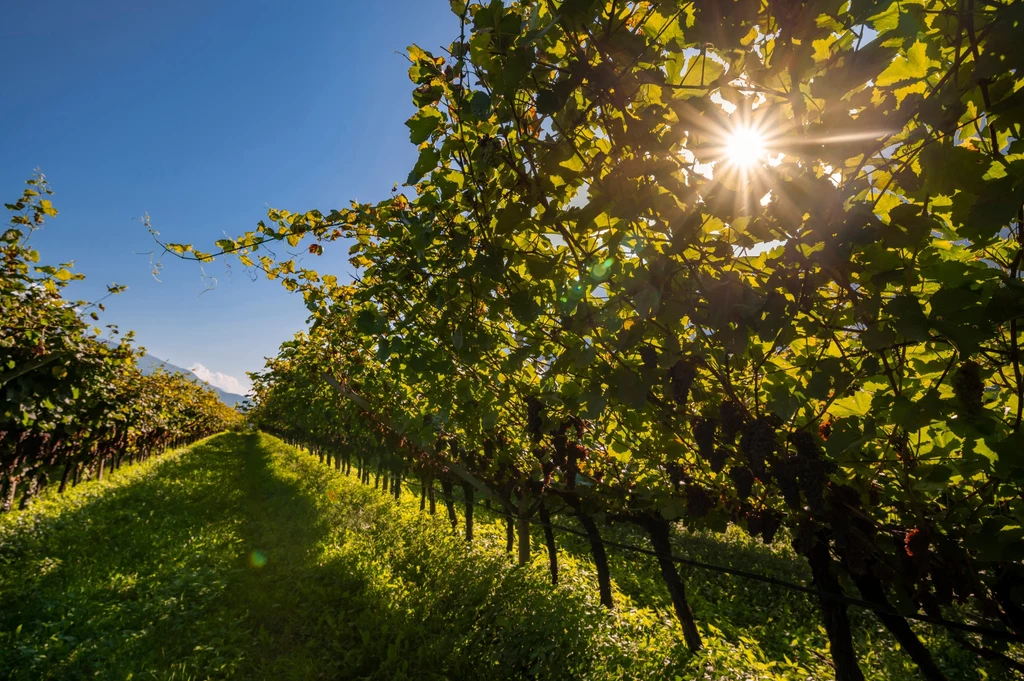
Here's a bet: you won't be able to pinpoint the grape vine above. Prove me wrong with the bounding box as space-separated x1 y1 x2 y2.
1 177 241 512
171 1 1024 678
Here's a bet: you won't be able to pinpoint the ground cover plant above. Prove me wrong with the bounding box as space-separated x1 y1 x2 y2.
4 0 1023 678
0 432 1006 680
164 1 1024 679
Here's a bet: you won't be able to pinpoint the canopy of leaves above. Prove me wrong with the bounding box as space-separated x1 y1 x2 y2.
194 0 1023 675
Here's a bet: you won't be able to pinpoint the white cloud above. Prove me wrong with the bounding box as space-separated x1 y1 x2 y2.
189 363 249 395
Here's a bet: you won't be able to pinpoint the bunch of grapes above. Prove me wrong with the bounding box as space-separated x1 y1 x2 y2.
789 430 823 460
526 396 544 443
686 484 714 517
904 527 929 557
817 415 833 441
665 461 685 489
798 457 835 512
792 518 821 556
566 442 587 476
746 510 764 537
474 135 503 173
551 420 571 469
536 447 555 487
740 416 779 477
952 360 984 417
771 456 802 509
719 400 746 441
639 345 658 372
692 416 717 462
709 446 729 473
729 465 755 499
668 358 696 407
760 511 781 545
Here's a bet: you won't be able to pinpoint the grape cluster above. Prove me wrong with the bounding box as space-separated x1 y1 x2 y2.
744 509 781 544
474 135 503 173
665 461 685 489
817 416 833 441
718 400 746 441
709 446 729 473
567 442 586 475
552 420 570 468
789 430 822 460
827 484 875 575
639 345 658 373
686 484 715 517
798 457 834 512
537 446 555 481
952 360 984 417
904 527 929 557
739 415 779 477
792 518 821 556
692 416 717 462
771 456 802 509
526 396 544 443
668 358 696 407
746 510 764 538
729 465 755 499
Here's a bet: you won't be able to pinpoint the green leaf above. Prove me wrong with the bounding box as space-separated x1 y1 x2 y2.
501 48 534 94
407 146 441 185
355 308 382 335
965 176 1024 241
406 107 444 144
861 325 897 351
885 295 930 342
509 289 540 324
920 144 988 196
612 368 648 410
495 204 528 235
469 91 491 119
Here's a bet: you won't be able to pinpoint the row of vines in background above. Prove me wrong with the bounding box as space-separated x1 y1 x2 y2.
1 178 241 512
178 0 1022 679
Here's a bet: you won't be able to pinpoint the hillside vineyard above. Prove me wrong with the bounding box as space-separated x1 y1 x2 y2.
3 0 1022 679
1 179 240 511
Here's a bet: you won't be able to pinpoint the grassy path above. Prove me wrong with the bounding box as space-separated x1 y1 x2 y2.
0 433 670 681
0 433 340 680
0 433 999 681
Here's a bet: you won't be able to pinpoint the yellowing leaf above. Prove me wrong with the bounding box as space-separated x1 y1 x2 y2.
875 41 934 87
812 37 836 62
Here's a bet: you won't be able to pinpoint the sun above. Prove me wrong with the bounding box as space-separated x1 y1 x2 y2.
724 127 767 168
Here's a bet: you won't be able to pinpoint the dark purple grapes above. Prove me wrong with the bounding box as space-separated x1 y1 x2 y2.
730 465 755 499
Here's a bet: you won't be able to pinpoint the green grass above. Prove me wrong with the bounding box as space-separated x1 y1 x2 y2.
0 433 1015 680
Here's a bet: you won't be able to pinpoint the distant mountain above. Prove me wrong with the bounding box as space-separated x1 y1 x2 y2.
132 350 250 408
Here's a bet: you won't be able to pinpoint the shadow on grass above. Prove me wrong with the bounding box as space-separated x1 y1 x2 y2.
391 475 989 681
0 433 997 681
0 432 328 681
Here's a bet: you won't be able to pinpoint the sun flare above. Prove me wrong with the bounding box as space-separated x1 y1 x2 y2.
724 127 767 168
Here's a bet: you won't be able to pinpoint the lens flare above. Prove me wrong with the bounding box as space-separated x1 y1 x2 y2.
249 550 267 568
724 127 767 168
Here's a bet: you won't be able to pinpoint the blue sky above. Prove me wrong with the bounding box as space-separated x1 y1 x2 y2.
1 1 458 394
